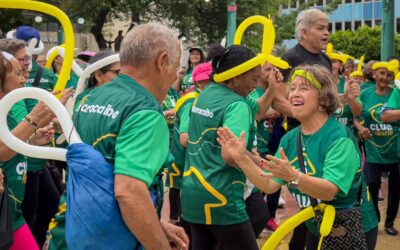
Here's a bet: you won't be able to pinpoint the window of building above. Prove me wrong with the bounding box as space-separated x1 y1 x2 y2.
354 0 362 3
290 0 296 8
354 21 362 30
329 23 333 32
335 22 342 31
345 21 352 30
365 20 372 27
345 0 352 3
397 18 400 33
375 20 381 26
316 0 323 6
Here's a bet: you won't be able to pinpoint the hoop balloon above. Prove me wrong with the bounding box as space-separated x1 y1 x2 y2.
213 15 288 83
46 45 83 77
0 88 82 161
395 72 400 89
0 0 75 98
262 203 335 250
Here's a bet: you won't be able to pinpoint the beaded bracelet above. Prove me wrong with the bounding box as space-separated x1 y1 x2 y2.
23 116 39 133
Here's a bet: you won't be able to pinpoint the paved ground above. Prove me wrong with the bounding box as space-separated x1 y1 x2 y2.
162 177 400 249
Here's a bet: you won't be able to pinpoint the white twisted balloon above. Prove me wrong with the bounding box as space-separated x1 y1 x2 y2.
0 87 82 161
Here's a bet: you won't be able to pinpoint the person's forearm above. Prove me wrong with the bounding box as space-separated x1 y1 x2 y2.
381 110 400 123
235 154 281 194
353 118 364 131
297 174 339 201
346 98 362 117
272 95 293 117
173 78 181 92
0 122 35 162
115 175 170 250
256 87 274 118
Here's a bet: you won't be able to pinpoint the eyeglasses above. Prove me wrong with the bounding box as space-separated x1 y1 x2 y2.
17 55 31 64
107 69 120 74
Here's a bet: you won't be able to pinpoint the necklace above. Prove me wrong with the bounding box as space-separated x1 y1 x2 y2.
301 133 314 151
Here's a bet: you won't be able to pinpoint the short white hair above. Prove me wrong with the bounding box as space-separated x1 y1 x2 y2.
295 8 328 41
120 22 180 71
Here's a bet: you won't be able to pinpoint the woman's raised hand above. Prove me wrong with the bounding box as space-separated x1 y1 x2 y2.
217 127 246 164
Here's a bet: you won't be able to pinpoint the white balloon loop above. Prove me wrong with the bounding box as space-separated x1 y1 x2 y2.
0 87 82 161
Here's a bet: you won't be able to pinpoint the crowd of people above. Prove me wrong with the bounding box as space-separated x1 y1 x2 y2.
0 7 399 250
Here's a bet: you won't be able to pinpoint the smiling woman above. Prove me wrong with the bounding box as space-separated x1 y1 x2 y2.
217 65 379 249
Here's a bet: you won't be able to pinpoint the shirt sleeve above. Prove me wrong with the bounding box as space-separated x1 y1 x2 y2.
114 110 169 186
223 101 252 142
245 95 259 117
322 138 360 196
178 101 192 134
384 88 400 110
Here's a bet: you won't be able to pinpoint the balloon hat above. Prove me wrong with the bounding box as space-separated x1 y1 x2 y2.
326 43 351 65
0 0 75 98
394 72 400 89
372 60 399 76
213 15 289 83
349 55 365 78
262 203 336 250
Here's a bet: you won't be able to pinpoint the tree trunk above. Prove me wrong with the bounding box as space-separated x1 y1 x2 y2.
127 9 141 32
90 8 111 50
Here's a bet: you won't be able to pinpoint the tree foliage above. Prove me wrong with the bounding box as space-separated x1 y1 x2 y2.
329 26 400 61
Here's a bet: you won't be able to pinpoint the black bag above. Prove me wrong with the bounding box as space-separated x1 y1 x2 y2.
296 131 367 250
0 173 13 250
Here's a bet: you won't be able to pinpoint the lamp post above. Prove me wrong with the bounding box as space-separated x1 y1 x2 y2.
227 0 237 46
381 0 394 60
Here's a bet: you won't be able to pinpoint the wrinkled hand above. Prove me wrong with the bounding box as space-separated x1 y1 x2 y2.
29 101 55 128
344 79 360 100
0 169 4 194
262 148 298 182
217 127 246 164
29 124 55 146
160 220 189 250
358 126 373 141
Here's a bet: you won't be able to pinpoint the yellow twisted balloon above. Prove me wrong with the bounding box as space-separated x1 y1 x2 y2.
0 0 75 98
213 15 289 83
349 55 365 78
45 44 66 69
261 203 336 250
326 43 351 65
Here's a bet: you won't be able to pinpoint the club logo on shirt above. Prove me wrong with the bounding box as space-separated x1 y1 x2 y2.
16 161 27 182
192 106 214 118
369 104 394 136
79 103 120 119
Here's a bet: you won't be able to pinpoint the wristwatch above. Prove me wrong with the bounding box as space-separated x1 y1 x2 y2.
288 171 301 188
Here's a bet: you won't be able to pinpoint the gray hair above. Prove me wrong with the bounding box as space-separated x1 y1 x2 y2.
295 8 328 41
0 39 26 56
120 22 180 71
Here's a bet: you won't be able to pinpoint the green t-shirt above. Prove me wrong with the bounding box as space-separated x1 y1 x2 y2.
162 87 179 131
332 77 355 129
360 80 375 92
359 87 398 163
381 87 400 158
0 110 28 230
167 90 199 189
23 61 58 171
180 68 194 94
27 61 58 92
181 84 256 225
73 74 169 187
273 117 377 235
250 87 273 155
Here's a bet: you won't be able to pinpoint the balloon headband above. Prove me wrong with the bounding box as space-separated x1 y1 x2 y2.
325 43 350 65
213 15 290 83
372 60 399 75
290 69 321 90
0 0 75 99
394 72 400 89
349 55 365 78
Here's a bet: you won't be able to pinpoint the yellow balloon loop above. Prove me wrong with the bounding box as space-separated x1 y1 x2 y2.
261 203 336 250
45 44 66 69
213 15 275 83
0 0 75 99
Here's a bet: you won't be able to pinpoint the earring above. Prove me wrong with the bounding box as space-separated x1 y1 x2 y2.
318 106 326 112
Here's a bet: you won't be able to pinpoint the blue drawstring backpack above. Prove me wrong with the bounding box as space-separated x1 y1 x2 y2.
65 143 158 250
